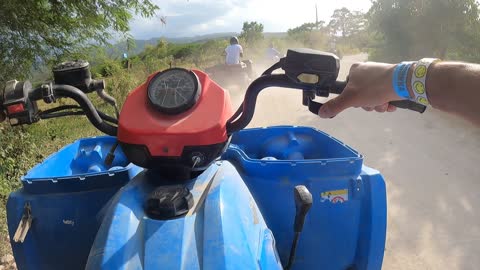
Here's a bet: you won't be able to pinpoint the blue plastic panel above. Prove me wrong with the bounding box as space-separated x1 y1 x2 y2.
21 136 141 194
86 163 282 270
224 126 387 270
7 137 142 270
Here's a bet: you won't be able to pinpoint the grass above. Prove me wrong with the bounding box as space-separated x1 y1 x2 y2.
0 117 100 257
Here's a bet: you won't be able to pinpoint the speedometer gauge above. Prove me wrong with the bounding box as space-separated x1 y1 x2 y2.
147 68 201 114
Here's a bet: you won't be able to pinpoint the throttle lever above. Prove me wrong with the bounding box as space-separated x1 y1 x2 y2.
389 100 426 113
307 100 336 118
308 100 323 115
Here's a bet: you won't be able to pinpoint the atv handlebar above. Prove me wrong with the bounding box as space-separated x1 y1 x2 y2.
31 84 117 135
48 85 117 135
2 81 118 136
227 50 425 134
226 74 325 133
226 75 426 134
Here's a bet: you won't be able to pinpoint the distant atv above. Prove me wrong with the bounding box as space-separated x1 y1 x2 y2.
204 60 255 89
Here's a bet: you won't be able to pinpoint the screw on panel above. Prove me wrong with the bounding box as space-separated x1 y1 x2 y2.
192 156 201 169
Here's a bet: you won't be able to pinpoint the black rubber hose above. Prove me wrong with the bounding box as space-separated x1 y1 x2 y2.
41 105 82 114
229 103 244 123
31 89 118 124
97 110 118 124
52 85 117 136
40 111 85 119
39 108 118 124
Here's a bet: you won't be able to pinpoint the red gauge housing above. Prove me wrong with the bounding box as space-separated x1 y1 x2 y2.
117 69 233 175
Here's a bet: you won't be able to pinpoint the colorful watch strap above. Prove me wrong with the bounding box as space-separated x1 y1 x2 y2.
392 61 414 99
411 58 440 105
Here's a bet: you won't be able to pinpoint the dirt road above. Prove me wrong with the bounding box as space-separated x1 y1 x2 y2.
229 54 480 270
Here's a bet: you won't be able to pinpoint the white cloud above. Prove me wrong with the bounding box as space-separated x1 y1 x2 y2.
129 0 372 39
214 19 225 26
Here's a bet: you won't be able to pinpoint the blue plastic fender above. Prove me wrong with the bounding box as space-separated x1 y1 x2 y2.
86 162 282 270
7 136 142 270
223 126 387 270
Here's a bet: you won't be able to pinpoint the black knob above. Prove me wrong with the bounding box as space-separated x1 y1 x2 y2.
145 186 194 220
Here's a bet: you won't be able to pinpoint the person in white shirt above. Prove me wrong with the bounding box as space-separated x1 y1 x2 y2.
224 36 243 65
266 43 282 62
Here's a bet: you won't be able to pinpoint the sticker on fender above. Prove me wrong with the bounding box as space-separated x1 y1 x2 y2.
320 189 348 203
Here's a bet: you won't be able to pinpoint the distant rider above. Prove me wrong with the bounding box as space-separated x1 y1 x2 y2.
224 36 243 65
266 43 282 62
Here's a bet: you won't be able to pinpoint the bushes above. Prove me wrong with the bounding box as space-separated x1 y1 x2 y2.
0 125 41 255
96 61 123 77
0 126 40 196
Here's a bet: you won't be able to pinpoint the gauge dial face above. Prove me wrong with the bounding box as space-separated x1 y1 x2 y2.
147 69 200 114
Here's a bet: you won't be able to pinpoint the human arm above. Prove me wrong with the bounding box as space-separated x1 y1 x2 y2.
318 61 480 126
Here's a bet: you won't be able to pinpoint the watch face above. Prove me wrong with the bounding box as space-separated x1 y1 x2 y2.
147 68 201 114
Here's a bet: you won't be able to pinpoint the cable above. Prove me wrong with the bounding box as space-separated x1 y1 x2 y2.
52 85 117 136
41 105 81 114
39 105 118 124
97 110 118 124
40 111 84 119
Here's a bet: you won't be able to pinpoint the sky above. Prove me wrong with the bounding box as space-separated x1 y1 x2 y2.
129 0 372 39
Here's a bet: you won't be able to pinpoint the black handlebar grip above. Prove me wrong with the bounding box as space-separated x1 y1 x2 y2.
331 80 348 95
331 80 426 113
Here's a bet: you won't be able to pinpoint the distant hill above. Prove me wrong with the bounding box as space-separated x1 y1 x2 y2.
111 32 287 56
111 32 237 56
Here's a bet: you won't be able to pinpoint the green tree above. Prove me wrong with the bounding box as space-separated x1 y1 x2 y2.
239 21 264 47
287 22 326 47
368 0 480 61
328 8 367 38
328 8 352 38
347 11 368 37
0 0 158 82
